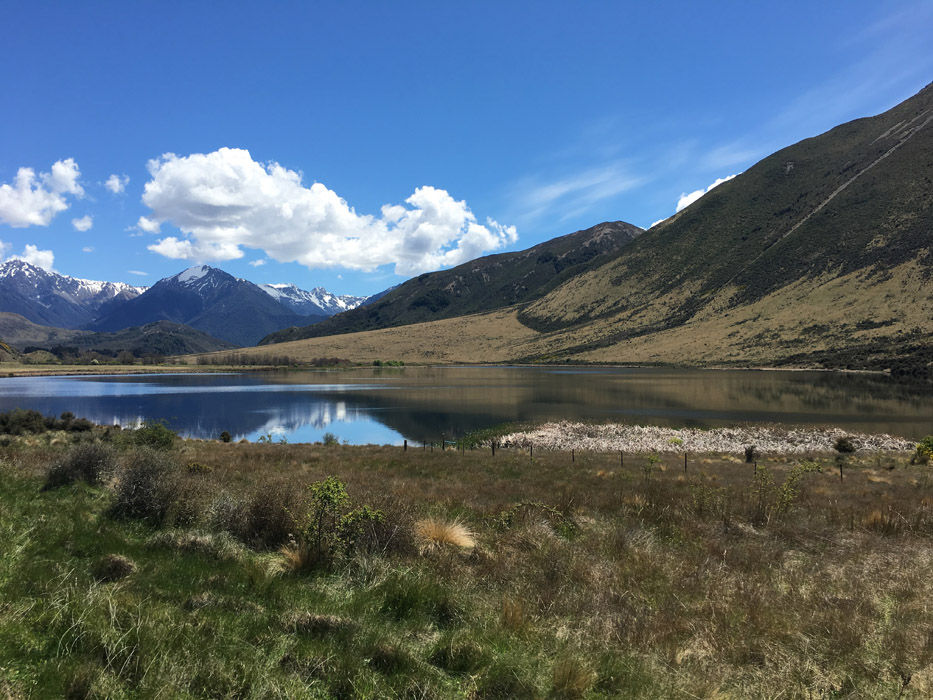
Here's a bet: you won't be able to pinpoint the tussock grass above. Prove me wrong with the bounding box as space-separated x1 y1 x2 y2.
414 517 475 551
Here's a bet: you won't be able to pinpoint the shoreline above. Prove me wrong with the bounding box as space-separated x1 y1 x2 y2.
498 421 918 454
0 361 892 378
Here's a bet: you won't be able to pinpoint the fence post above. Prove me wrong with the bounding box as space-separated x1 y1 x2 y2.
572 449 575 463
530 443 533 461
404 439 407 452
684 453 687 473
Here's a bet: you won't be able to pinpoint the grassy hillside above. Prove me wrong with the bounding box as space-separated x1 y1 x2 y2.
2 424 931 697
260 221 642 345
518 83 933 364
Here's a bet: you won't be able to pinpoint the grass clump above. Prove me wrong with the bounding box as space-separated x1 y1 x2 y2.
414 517 475 552
43 442 117 490
91 553 135 582
551 655 596 699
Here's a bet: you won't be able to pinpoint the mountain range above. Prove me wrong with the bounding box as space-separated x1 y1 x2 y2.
0 262 371 348
239 82 932 374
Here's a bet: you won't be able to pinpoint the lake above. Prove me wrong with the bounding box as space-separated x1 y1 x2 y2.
0 366 928 444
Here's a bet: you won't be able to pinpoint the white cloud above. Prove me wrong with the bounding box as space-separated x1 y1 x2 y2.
675 174 737 213
82 246 94 252
0 158 83 227
105 173 129 194
140 148 517 275
8 244 55 271
649 218 667 228
127 269 148 276
72 215 93 232
511 163 645 223
248 258 267 267
136 215 161 233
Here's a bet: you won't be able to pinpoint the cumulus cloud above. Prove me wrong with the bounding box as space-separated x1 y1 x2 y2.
140 148 517 275
136 215 160 233
8 244 55 271
72 215 93 232
105 173 129 194
675 174 737 213
0 158 84 227
248 259 267 267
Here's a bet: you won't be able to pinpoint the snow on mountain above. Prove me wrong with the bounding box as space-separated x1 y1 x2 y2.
0 260 147 328
174 265 212 285
259 283 367 316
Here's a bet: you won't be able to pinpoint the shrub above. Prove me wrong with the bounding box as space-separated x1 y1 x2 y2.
282 477 408 571
834 436 857 454
219 431 231 443
745 445 759 463
321 432 339 446
240 481 298 549
43 443 117 490
911 435 933 464
109 449 179 524
131 420 177 450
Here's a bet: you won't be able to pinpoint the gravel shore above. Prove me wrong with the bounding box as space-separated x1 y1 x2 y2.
498 421 916 454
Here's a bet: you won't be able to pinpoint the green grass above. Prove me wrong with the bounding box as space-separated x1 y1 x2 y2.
2 433 933 697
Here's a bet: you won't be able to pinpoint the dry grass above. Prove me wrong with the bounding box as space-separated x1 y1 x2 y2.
414 517 475 551
179 258 930 367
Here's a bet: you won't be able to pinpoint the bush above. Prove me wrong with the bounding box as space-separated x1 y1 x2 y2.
241 482 297 549
43 443 117 490
109 449 179 524
283 476 408 571
912 435 933 464
745 445 759 463
834 436 857 454
321 432 339 446
219 431 231 443
131 420 177 450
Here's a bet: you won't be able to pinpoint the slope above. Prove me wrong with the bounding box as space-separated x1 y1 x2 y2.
521 83 933 337
259 221 642 344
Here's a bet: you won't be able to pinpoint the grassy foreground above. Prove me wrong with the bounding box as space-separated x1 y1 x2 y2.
1 429 932 698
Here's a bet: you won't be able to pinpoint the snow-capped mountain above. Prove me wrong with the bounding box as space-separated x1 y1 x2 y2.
90 265 328 346
0 260 146 328
259 283 367 316
0 261 367 347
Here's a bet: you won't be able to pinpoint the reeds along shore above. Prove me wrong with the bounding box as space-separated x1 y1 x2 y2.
1 426 932 698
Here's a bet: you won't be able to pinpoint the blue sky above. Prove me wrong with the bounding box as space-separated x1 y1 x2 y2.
1 1 931 296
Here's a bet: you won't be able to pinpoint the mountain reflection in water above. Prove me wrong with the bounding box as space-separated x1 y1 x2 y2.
0 367 928 444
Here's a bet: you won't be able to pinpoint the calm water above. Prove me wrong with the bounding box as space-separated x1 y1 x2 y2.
0 366 928 444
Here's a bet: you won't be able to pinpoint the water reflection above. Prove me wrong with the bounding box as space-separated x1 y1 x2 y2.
0 367 927 444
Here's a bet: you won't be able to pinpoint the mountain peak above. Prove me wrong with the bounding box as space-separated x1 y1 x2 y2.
173 265 215 284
